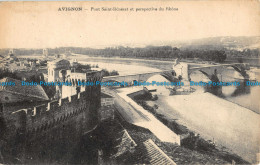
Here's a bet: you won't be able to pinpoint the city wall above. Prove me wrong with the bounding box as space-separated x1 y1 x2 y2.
0 82 101 163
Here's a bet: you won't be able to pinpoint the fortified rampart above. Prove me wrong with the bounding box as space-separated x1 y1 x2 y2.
0 72 102 164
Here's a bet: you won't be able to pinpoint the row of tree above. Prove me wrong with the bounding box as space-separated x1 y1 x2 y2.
1 46 259 62
101 69 119 77
74 46 228 62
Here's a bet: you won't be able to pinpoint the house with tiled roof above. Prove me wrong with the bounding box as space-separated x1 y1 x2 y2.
0 77 49 103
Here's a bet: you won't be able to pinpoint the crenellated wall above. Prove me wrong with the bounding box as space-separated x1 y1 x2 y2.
8 93 81 127
0 73 102 164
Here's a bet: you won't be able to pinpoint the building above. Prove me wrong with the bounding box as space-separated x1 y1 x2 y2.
0 70 102 164
0 77 49 103
42 48 48 58
61 69 99 98
47 59 70 82
54 54 61 59
0 54 106 164
46 59 99 99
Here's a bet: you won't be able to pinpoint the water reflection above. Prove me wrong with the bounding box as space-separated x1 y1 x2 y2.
230 80 251 97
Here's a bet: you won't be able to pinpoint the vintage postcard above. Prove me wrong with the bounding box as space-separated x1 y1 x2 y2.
0 1 259 164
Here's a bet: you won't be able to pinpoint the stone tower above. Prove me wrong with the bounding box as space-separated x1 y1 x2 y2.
43 49 48 57
47 59 70 82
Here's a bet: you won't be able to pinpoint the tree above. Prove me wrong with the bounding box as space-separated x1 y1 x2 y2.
214 50 227 63
110 70 119 76
101 69 110 77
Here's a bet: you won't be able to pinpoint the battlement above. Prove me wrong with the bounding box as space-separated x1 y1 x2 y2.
0 69 102 163
12 90 88 116
32 93 80 113
9 90 94 133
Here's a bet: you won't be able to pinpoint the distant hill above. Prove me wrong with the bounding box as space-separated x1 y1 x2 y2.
0 36 259 56
177 36 260 50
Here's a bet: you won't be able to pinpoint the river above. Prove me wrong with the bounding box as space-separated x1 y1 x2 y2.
20 54 259 162
73 54 259 113
72 54 259 163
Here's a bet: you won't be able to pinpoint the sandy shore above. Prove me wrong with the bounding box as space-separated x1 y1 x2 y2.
154 92 259 163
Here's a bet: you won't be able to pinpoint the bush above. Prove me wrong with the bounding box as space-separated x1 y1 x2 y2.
110 70 119 76
101 69 119 77
151 94 158 101
101 69 110 77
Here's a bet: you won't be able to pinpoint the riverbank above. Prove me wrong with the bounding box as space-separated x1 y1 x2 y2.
110 86 247 164
144 91 258 163
74 54 260 68
129 90 252 164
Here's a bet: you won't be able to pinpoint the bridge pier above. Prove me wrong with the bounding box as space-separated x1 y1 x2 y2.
205 70 222 95
173 62 250 81
173 62 250 96
231 64 250 80
173 62 190 81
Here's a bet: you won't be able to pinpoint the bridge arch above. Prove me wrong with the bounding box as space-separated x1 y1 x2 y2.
146 73 177 83
102 70 178 88
173 63 250 82
159 71 179 82
102 79 123 84
198 69 220 82
230 65 249 80
101 79 125 87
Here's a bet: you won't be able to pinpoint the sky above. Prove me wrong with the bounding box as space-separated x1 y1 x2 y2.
0 0 259 49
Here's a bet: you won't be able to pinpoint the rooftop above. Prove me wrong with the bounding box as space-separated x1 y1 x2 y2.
101 92 113 98
0 77 49 103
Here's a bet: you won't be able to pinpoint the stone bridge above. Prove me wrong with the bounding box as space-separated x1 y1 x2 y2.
63 62 250 92
102 62 250 85
173 62 250 82
102 70 176 85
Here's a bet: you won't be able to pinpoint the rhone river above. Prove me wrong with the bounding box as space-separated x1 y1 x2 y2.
74 54 259 162
21 54 259 162
74 54 259 114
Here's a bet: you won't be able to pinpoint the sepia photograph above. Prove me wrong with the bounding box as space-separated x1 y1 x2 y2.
0 1 259 164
